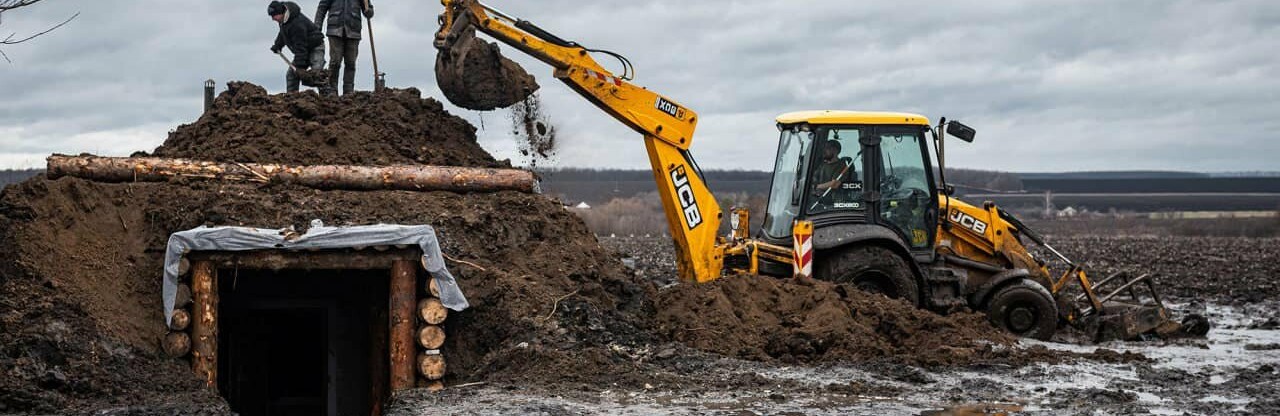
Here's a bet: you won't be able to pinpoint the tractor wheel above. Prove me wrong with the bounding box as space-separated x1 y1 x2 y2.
986 280 1058 340
816 245 919 306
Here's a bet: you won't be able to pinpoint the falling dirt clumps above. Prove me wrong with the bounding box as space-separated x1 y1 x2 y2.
149 82 502 168
509 93 558 167
654 277 1030 367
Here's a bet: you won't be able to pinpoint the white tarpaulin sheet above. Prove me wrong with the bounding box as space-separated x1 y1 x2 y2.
162 221 469 325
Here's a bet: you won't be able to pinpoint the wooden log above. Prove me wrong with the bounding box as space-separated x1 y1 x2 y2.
169 308 191 331
389 260 417 391
427 277 441 298
46 155 540 194
417 325 446 350
177 257 191 276
164 332 191 358
175 284 192 307
417 353 446 380
191 261 218 388
417 298 448 325
426 380 445 392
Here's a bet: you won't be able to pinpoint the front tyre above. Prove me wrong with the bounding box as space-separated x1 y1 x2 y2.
815 245 919 306
986 280 1058 340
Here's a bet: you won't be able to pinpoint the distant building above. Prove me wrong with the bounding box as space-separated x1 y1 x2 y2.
574 201 591 209
1057 206 1078 217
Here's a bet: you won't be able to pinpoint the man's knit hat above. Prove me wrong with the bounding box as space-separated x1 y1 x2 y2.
267 1 287 16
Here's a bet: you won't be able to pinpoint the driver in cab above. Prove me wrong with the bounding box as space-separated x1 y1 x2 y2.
811 139 852 204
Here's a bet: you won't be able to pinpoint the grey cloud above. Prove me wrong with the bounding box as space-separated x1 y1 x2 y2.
2 0 1278 172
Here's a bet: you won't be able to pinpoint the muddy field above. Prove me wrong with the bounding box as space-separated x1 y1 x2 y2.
3 83 1278 415
388 236 1280 416
0 85 1057 415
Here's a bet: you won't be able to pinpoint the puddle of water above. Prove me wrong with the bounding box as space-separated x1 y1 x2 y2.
917 403 1024 415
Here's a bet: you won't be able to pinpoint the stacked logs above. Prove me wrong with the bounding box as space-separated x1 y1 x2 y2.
416 277 448 392
164 258 194 359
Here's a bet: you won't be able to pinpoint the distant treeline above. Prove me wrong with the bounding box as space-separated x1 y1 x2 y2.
538 167 1019 205
1022 177 1280 194
0 169 42 187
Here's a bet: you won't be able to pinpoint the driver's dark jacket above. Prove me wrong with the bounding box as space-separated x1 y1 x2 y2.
812 158 850 194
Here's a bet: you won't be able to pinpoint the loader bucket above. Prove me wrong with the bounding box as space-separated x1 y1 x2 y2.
435 26 539 111
1065 271 1206 342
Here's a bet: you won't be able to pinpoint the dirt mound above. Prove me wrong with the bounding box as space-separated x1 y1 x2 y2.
148 82 502 168
0 83 638 412
654 277 1026 367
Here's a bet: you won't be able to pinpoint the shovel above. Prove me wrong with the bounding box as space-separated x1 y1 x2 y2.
363 0 386 90
275 51 330 88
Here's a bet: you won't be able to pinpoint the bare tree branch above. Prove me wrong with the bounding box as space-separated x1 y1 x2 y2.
1 11 76 44
0 0 75 63
0 1 44 12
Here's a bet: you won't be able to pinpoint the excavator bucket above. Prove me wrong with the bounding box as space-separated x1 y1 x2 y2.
434 23 539 111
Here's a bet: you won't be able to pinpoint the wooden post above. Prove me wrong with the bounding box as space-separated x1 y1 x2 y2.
427 277 441 298
168 308 191 331
417 298 448 325
417 353 446 380
191 260 218 388
164 332 192 358
417 325 446 350
389 260 416 391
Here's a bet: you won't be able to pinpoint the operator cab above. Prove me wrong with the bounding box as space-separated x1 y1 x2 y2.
760 111 940 269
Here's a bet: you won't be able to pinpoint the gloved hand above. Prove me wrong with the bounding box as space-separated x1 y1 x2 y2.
271 45 282 54
364 6 374 18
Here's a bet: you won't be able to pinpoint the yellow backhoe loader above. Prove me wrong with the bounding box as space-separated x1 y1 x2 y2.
432 0 1206 341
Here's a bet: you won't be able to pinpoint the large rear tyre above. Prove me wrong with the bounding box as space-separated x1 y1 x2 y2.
986 280 1058 340
815 245 919 306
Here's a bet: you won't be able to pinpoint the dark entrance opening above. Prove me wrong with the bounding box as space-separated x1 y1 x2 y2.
218 269 390 416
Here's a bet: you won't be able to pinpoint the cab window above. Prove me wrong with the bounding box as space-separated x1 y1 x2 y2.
807 128 866 215
878 129 933 248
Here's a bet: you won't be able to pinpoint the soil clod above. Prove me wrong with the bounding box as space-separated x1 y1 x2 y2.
435 26 539 111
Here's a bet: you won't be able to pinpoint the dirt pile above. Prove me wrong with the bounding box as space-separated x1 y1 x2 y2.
0 83 642 412
149 82 501 167
653 277 1026 367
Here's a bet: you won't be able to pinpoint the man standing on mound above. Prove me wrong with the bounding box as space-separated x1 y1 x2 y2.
315 0 374 95
268 1 327 93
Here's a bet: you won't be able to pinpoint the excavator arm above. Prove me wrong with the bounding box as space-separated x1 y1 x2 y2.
435 0 728 282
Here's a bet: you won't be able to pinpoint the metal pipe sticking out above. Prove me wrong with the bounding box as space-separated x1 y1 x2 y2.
203 80 215 113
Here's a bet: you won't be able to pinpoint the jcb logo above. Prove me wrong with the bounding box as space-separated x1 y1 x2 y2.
949 210 988 234
670 165 702 229
655 97 686 120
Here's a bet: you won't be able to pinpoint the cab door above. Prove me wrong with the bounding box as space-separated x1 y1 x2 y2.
871 127 937 251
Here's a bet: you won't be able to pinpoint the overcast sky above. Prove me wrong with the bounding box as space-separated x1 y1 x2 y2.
1 0 1277 172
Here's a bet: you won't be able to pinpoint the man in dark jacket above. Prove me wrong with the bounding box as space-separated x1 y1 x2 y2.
269 1 326 93
315 0 374 95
